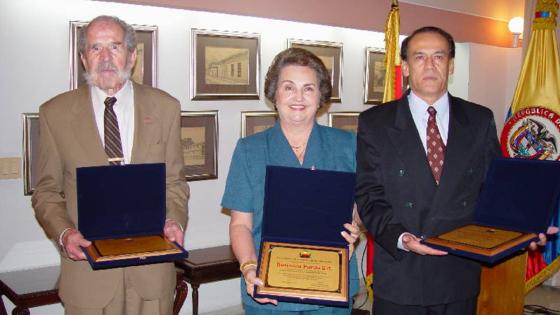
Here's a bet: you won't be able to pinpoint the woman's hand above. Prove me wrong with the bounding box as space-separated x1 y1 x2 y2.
341 221 361 257
231 210 278 305
242 267 278 305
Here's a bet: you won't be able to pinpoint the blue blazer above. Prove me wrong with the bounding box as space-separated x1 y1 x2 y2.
223 122 359 312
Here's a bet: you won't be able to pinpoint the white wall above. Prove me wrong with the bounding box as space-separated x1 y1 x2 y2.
0 0 520 314
467 44 522 134
448 43 522 136
448 43 471 100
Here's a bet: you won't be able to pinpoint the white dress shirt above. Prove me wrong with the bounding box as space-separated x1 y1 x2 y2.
91 80 135 164
408 90 450 151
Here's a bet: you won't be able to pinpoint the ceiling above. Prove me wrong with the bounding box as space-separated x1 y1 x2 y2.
401 0 525 22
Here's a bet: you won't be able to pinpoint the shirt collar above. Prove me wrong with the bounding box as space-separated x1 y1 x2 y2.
269 121 320 169
408 90 450 118
91 80 133 107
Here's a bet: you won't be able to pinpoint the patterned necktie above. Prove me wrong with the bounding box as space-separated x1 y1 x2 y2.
104 97 124 165
426 106 445 184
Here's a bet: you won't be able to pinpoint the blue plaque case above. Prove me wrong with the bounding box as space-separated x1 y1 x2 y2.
254 166 356 307
423 158 560 264
77 163 187 269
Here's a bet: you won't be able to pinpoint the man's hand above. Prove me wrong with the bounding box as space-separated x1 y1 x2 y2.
62 229 91 261
529 226 559 250
164 220 184 246
402 233 448 256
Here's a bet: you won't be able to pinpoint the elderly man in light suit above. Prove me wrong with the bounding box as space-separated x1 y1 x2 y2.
32 15 188 314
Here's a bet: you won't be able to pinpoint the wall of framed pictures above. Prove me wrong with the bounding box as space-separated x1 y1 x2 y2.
1 1 522 314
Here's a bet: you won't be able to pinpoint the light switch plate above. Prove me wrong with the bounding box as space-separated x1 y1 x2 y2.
0 157 21 179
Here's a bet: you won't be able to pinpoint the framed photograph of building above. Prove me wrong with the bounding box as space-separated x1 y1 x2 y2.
328 112 360 134
22 113 39 195
69 21 158 89
288 39 343 103
191 29 260 100
241 111 277 137
364 47 386 104
180 111 218 181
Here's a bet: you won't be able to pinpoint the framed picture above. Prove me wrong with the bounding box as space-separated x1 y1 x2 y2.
328 112 360 134
69 21 158 89
288 39 343 103
22 113 39 195
241 111 277 137
180 111 218 181
191 29 260 100
364 47 386 104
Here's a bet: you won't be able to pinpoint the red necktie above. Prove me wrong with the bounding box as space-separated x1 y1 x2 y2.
427 106 445 184
104 97 124 165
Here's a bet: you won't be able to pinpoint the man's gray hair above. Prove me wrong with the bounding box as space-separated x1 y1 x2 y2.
78 15 137 55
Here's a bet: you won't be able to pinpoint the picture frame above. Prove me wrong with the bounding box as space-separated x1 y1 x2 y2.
191 29 260 100
69 21 158 89
327 112 360 134
180 111 218 181
241 111 278 137
22 113 39 196
288 39 343 103
364 47 386 104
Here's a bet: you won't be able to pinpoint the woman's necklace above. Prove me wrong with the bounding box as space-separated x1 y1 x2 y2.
290 142 307 164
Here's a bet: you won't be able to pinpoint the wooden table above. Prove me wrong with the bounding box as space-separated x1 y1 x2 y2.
174 245 240 315
0 266 61 315
172 245 371 315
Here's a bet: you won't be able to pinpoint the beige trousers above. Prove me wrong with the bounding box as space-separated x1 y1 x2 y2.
64 271 173 315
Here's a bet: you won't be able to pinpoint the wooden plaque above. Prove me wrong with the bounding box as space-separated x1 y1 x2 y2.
256 241 348 303
424 224 536 258
85 235 182 262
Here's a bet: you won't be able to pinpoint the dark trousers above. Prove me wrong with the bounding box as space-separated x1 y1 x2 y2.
373 297 477 315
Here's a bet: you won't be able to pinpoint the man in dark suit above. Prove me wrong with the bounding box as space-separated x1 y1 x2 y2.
356 25 559 315
32 15 188 314
355 26 501 315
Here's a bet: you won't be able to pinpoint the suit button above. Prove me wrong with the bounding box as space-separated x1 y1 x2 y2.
405 202 414 208
398 169 405 176
468 168 474 175
462 201 468 207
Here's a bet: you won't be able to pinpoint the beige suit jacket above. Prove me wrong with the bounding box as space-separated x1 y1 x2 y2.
32 82 189 308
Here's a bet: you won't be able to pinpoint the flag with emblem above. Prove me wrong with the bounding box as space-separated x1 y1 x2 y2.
501 0 560 292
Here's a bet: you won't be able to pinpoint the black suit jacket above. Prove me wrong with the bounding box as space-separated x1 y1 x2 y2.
355 92 501 305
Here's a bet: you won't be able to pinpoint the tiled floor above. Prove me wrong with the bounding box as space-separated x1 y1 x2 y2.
351 284 560 314
525 284 560 314
202 285 560 314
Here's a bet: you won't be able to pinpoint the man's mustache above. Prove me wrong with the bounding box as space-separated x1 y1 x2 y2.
97 62 117 72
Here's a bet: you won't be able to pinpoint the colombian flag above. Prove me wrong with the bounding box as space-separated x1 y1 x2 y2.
506 0 560 292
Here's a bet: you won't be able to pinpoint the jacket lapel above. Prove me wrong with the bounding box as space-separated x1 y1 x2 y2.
70 86 108 165
435 94 474 193
267 122 301 167
131 82 159 163
426 95 476 228
387 94 434 184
